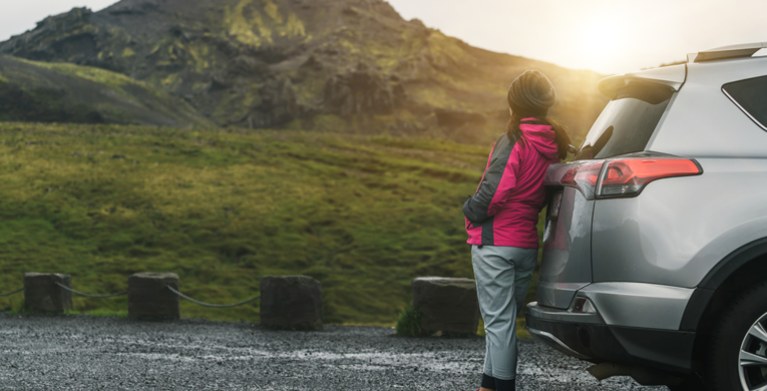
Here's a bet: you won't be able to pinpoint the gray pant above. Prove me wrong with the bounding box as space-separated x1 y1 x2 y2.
471 245 537 381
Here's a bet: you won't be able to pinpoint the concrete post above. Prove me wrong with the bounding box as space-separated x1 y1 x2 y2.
260 276 322 330
412 277 479 336
128 272 180 321
24 273 72 314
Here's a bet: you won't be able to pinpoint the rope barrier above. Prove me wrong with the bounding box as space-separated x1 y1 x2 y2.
0 288 23 297
54 282 127 299
7 280 260 308
166 286 259 308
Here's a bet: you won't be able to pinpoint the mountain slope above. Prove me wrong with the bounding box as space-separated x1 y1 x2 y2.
0 0 605 138
0 55 213 127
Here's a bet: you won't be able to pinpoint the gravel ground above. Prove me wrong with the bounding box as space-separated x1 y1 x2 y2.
0 314 669 390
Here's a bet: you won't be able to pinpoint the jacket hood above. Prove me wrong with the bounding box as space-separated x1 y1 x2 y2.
519 119 559 160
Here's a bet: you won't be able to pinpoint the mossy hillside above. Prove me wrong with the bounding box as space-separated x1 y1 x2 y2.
0 0 606 135
226 0 307 47
0 122 495 324
0 55 212 127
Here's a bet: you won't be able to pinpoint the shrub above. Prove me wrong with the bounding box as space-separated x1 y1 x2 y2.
395 305 424 337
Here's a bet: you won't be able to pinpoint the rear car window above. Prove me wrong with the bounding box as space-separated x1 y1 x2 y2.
576 82 674 160
722 75 767 131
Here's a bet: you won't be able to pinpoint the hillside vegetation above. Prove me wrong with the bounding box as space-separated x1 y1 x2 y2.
0 0 606 138
0 0 595 325
0 55 212 127
0 122 495 324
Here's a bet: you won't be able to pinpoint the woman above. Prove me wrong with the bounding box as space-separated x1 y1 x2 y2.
463 70 570 391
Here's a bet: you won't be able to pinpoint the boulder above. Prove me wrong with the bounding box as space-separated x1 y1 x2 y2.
128 272 180 321
412 277 479 336
23 273 72 314
260 276 322 330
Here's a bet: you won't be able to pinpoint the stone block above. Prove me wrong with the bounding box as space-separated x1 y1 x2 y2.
24 273 72 314
260 276 322 330
128 272 179 321
412 277 479 336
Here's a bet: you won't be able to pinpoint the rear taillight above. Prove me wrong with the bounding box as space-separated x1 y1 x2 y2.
561 161 603 198
560 158 702 199
599 158 701 197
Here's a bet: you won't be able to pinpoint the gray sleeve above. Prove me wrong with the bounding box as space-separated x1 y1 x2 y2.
462 136 512 224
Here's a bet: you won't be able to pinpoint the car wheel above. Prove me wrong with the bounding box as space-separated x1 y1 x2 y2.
710 282 767 391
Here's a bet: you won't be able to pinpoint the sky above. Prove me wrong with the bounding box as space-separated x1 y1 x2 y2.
387 0 767 73
1 0 765 74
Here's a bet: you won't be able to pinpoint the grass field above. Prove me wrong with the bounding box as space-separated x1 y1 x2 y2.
0 122 512 324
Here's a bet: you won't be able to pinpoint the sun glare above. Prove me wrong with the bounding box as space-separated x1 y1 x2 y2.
571 13 632 73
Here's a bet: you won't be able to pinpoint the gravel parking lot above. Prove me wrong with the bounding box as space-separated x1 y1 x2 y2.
0 314 668 390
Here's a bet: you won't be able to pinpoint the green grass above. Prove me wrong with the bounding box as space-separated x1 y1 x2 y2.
0 122 494 324
395 305 424 337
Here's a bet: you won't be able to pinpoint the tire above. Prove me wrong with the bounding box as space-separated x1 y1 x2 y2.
709 282 767 391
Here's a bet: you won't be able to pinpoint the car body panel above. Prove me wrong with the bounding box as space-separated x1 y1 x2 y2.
538 184 594 309
648 59 767 158
578 283 694 330
591 158 767 287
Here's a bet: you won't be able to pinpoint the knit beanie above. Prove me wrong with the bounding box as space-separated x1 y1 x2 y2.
507 70 557 117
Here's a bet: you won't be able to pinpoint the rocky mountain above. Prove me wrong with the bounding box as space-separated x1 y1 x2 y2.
0 0 606 139
0 55 212 126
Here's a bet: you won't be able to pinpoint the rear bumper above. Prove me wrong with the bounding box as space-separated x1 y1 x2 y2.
526 302 696 373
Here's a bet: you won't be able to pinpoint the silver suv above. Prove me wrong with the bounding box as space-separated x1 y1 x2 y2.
526 43 767 391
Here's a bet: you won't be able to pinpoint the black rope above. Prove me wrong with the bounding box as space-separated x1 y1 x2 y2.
166 286 259 308
0 288 23 297
55 282 127 299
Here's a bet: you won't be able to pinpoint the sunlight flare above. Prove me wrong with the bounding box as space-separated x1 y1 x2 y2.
572 12 631 72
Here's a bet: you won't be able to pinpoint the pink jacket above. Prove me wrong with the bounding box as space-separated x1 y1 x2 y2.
463 118 560 248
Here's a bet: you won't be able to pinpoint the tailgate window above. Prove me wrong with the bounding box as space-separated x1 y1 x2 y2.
576 82 674 160
723 75 767 131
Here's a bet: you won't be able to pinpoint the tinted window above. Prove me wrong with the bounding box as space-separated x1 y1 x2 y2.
576 82 674 160
723 75 767 130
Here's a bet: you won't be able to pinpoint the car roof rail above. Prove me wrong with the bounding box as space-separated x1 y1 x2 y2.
688 42 767 63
